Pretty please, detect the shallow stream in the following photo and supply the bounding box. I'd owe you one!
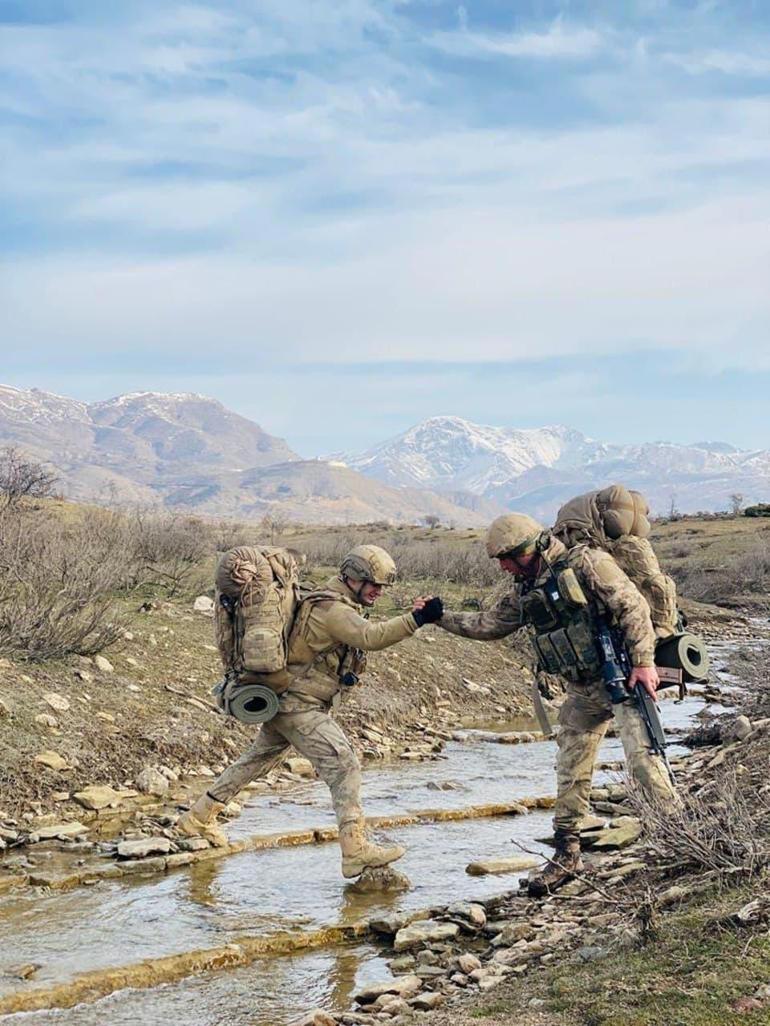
[0,688,734,1025]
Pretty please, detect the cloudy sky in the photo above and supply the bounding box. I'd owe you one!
[1,0,769,456]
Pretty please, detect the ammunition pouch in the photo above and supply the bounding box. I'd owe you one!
[520,565,604,682]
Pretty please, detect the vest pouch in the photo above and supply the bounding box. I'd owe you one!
[556,568,589,608]
[240,586,286,674]
[520,589,560,632]
[565,616,603,677]
[548,628,582,681]
[532,634,563,676]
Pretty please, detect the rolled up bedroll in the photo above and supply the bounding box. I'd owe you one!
[655,632,710,683]
[225,683,281,724]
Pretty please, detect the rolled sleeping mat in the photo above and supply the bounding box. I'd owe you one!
[655,633,710,683]
[225,683,281,724]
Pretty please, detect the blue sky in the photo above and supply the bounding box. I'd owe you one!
[1,1,769,456]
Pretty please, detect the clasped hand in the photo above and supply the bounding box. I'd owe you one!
[412,594,443,626]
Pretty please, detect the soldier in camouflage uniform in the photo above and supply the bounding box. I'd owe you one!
[179,545,443,878]
[435,513,677,897]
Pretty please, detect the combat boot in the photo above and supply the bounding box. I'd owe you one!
[177,793,229,848]
[528,829,583,898]
[339,818,405,879]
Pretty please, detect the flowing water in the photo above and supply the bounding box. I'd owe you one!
[0,690,733,1025]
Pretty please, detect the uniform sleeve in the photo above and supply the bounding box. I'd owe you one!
[318,602,418,651]
[577,548,656,667]
[437,591,521,641]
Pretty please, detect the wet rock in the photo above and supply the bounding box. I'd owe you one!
[94,655,114,674]
[42,692,70,713]
[466,855,539,875]
[299,1011,337,1026]
[444,901,487,931]
[193,596,215,614]
[492,922,536,946]
[177,837,210,852]
[354,974,422,1004]
[117,836,172,859]
[7,963,41,980]
[34,714,58,728]
[28,821,88,842]
[410,992,444,1010]
[136,767,170,797]
[33,751,70,772]
[394,919,460,951]
[457,953,482,974]
[378,996,410,1016]
[346,866,411,894]
[427,780,461,791]
[389,955,416,972]
[73,785,124,811]
[585,818,642,850]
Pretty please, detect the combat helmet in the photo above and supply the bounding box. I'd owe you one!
[340,544,397,586]
[485,514,546,560]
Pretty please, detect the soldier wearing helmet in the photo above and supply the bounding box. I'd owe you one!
[180,543,443,879]
[433,511,677,897]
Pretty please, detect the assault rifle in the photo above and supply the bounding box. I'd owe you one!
[596,620,676,786]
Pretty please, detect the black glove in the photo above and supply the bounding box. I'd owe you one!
[413,596,443,627]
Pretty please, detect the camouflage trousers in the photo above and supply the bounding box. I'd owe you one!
[553,678,676,833]
[207,707,363,828]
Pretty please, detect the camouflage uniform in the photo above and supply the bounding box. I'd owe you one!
[208,575,418,828]
[439,535,676,833]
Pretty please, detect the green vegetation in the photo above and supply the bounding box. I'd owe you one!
[469,886,770,1026]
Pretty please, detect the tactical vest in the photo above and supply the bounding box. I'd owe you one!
[519,563,603,683]
[285,585,368,703]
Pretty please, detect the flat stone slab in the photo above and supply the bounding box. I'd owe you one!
[28,821,88,842]
[355,974,422,1004]
[466,855,540,876]
[394,919,460,951]
[117,837,173,860]
[73,786,125,811]
[587,821,642,850]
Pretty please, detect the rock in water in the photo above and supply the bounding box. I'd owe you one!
[346,865,411,894]
[394,920,460,951]
[466,855,539,875]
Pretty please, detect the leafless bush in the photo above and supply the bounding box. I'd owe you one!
[129,510,211,596]
[0,447,57,509]
[0,505,127,660]
[301,530,498,586]
[674,540,770,605]
[628,768,770,880]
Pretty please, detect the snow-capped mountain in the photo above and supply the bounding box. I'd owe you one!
[346,416,770,518]
[0,386,498,524]
[0,385,300,506]
[346,417,607,492]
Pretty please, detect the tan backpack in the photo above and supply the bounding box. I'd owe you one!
[553,485,678,638]
[214,546,302,691]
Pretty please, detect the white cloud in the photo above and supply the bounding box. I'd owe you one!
[430,19,605,60]
[665,48,770,77]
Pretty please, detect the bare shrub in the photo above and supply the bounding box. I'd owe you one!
[129,510,211,597]
[628,768,770,880]
[0,505,127,660]
[675,540,770,604]
[0,447,57,509]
